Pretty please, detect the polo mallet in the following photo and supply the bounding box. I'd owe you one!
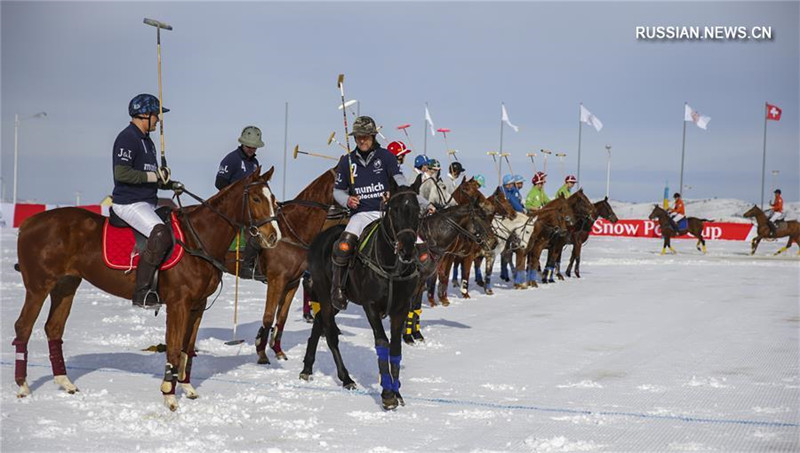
[376,125,387,141]
[526,152,538,172]
[225,233,245,346]
[327,131,350,152]
[501,152,515,177]
[487,151,501,187]
[143,18,172,168]
[448,149,460,162]
[540,149,552,173]
[396,124,418,153]
[293,145,338,161]
[337,74,354,187]
[437,128,452,163]
[555,152,567,179]
[338,99,358,120]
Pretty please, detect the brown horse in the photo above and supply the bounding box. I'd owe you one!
[12,168,281,411]
[743,205,800,255]
[648,205,710,254]
[545,189,597,281]
[565,196,618,278]
[231,169,336,364]
[522,197,572,288]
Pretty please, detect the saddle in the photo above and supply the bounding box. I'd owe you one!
[676,218,688,231]
[102,206,185,271]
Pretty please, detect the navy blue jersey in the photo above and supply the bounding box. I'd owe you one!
[334,147,401,214]
[216,146,260,190]
[112,123,159,205]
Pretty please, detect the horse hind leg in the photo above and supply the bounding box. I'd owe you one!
[44,276,83,395]
[271,286,300,361]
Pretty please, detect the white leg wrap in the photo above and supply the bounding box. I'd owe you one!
[54,375,79,394]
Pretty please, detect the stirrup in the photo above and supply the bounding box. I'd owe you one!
[133,289,161,309]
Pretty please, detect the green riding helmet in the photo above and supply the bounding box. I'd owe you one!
[349,116,379,136]
[427,159,441,170]
[238,125,265,148]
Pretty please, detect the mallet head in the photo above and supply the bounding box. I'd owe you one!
[143,18,173,30]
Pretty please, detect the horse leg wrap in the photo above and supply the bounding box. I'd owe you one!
[405,311,414,335]
[485,275,492,290]
[12,339,28,385]
[255,325,268,354]
[514,271,526,285]
[178,350,196,383]
[413,309,422,334]
[160,363,177,395]
[528,268,539,283]
[475,267,483,284]
[270,323,285,352]
[389,355,402,393]
[375,343,392,392]
[460,279,468,295]
[48,339,67,376]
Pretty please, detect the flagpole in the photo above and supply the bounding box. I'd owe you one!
[679,102,687,197]
[577,103,583,184]
[760,102,768,209]
[499,103,505,182]
[282,101,288,199]
[423,102,428,158]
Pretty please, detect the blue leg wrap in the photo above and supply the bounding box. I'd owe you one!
[528,268,540,282]
[452,266,459,281]
[485,276,492,290]
[514,271,526,285]
[475,267,483,281]
[376,345,392,391]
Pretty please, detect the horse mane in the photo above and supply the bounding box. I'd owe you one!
[292,168,336,204]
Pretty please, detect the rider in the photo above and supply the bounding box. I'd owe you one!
[112,94,179,308]
[443,161,466,195]
[555,175,577,199]
[413,155,429,180]
[215,125,266,280]
[514,175,525,202]
[474,174,486,190]
[387,141,411,166]
[766,189,784,237]
[330,116,432,310]
[669,192,685,231]
[420,159,454,209]
[502,174,526,213]
[525,171,551,212]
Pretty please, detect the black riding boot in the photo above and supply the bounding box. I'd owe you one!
[330,232,358,311]
[768,221,777,238]
[241,236,265,281]
[133,224,172,308]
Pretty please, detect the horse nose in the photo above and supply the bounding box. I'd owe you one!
[265,233,278,248]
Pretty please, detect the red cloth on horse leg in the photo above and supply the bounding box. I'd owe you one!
[48,339,67,376]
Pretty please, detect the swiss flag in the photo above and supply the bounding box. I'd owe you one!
[766,103,782,121]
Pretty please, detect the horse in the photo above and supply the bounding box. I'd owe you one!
[743,205,800,255]
[648,205,710,254]
[565,196,619,277]
[12,168,282,411]
[543,189,597,281]
[522,197,573,288]
[300,176,423,410]
[222,169,336,364]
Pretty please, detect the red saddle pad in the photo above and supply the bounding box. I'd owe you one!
[102,212,185,271]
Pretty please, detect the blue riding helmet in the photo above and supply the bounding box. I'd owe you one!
[514,174,524,183]
[474,174,486,188]
[414,155,429,169]
[502,174,515,186]
[128,93,169,117]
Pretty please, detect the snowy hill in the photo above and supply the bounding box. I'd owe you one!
[600,198,800,223]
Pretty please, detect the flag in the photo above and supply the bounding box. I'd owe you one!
[766,103,782,121]
[501,104,519,132]
[424,105,436,136]
[684,104,711,130]
[579,104,603,132]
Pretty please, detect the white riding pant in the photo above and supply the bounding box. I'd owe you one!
[112,202,164,237]
[767,210,784,222]
[345,211,382,237]
[670,213,684,223]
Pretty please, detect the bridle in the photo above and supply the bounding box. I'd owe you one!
[380,189,421,264]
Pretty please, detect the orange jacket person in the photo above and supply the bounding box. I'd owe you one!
[668,192,685,230]
[766,189,785,236]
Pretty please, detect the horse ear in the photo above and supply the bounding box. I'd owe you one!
[604,196,608,201]
[410,173,423,194]
[262,166,275,182]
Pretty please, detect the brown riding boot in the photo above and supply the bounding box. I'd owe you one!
[132,224,172,308]
[240,235,266,281]
[330,232,358,311]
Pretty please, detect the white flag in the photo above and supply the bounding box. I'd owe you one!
[684,104,711,130]
[424,106,436,136]
[580,104,603,132]
[501,104,519,132]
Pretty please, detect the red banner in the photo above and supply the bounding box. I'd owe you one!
[4,203,104,228]
[590,219,753,241]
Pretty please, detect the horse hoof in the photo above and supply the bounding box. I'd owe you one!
[556,274,564,281]
[395,391,405,406]
[17,382,31,398]
[54,375,79,394]
[180,383,199,399]
[343,382,357,390]
[274,350,288,361]
[528,281,538,288]
[164,395,179,412]
[257,353,271,365]
[451,281,459,288]
[461,292,470,299]
[441,299,450,307]
[382,395,399,410]
[476,280,485,288]
[485,288,494,295]
[299,372,312,381]
[403,334,415,345]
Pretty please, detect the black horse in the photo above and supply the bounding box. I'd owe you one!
[301,176,423,410]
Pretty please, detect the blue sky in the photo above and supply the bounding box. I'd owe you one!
[2,1,797,205]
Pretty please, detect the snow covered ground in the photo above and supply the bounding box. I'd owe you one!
[1,201,798,452]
